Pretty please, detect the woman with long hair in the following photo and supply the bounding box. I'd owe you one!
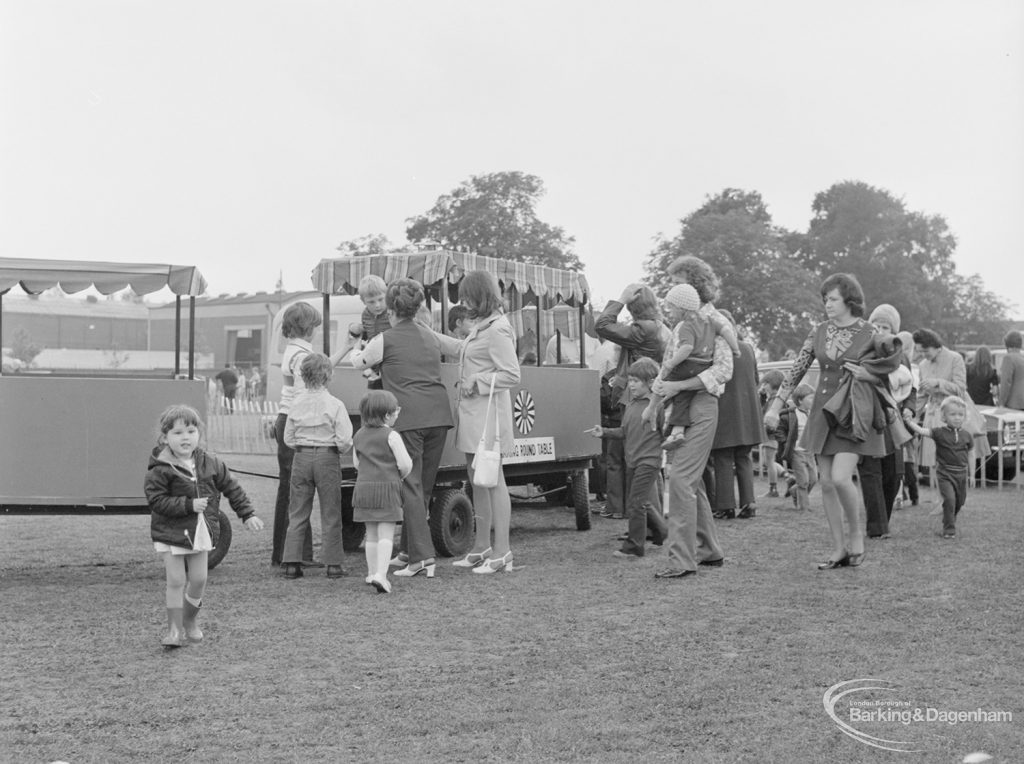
[433,271,521,574]
[966,345,999,407]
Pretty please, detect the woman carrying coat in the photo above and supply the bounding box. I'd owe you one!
[434,271,521,574]
[765,274,887,570]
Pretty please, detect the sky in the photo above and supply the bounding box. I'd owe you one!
[2,0,1022,313]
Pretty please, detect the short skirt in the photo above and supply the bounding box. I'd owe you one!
[153,514,213,555]
[352,481,403,523]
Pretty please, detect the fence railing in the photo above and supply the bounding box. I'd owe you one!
[206,397,278,454]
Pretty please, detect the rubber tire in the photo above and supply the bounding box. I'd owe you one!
[429,488,475,558]
[981,454,1017,482]
[207,510,232,570]
[570,471,591,531]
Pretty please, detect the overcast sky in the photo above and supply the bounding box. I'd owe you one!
[2,0,1022,313]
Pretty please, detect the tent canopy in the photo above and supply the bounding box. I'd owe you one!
[0,258,207,297]
[311,250,590,306]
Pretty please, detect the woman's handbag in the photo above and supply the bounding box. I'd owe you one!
[472,374,502,488]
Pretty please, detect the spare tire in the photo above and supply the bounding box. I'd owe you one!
[429,488,475,557]
[207,510,232,570]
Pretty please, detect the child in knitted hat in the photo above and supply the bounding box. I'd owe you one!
[645,284,739,450]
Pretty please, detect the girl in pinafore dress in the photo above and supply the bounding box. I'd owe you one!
[145,405,264,647]
[765,274,887,571]
[352,391,413,593]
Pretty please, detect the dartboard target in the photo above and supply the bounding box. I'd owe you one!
[513,389,536,434]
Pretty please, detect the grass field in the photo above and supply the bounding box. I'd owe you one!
[2,460,1022,763]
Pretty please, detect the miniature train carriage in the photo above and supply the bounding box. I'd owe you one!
[309,250,602,556]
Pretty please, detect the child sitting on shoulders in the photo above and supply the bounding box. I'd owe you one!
[903,395,972,539]
[589,357,669,557]
[645,283,739,450]
[352,390,413,594]
[145,404,264,647]
[282,353,354,579]
[774,384,817,511]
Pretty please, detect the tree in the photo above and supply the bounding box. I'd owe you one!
[939,274,1015,346]
[405,172,583,270]
[335,234,412,257]
[11,328,42,366]
[803,180,1013,340]
[644,189,821,358]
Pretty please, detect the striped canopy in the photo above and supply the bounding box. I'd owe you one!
[310,250,590,305]
[0,258,207,297]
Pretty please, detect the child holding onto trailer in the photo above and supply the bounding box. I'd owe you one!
[145,404,264,648]
[352,390,413,593]
[346,274,390,388]
[644,283,739,450]
[282,353,353,579]
[588,357,669,558]
[903,395,973,539]
[774,384,817,511]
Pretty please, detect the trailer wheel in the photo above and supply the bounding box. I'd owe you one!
[429,488,475,558]
[207,510,232,570]
[570,471,591,531]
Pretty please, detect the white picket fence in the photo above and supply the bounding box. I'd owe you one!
[206,397,279,454]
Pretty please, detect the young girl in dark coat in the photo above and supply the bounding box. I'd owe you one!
[145,404,264,647]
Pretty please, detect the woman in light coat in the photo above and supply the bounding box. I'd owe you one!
[434,271,521,574]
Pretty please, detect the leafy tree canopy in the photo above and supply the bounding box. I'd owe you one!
[335,234,412,257]
[644,188,820,357]
[405,171,583,270]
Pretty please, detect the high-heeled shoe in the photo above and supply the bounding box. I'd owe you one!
[393,558,436,578]
[452,547,492,568]
[370,574,392,593]
[847,550,866,567]
[817,553,850,570]
[388,552,409,567]
[473,550,513,574]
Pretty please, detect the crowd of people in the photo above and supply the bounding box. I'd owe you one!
[144,256,1024,644]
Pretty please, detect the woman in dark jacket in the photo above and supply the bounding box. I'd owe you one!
[708,311,765,519]
[966,346,999,406]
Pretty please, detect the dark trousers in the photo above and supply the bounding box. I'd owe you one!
[620,463,668,556]
[605,436,626,515]
[273,413,312,564]
[859,453,901,536]
[938,467,967,533]
[398,426,448,564]
[711,445,756,511]
[902,461,919,504]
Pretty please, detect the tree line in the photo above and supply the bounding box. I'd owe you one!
[338,172,1015,356]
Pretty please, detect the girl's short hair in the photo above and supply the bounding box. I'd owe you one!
[459,271,503,319]
[819,274,860,315]
[912,328,944,350]
[939,395,967,415]
[761,369,785,391]
[668,256,720,304]
[793,383,815,404]
[386,278,425,320]
[281,302,322,339]
[359,389,399,427]
[820,273,865,317]
[358,274,387,300]
[300,353,333,388]
[157,404,204,440]
[627,285,661,322]
[627,356,660,383]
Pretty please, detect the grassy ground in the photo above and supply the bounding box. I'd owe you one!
[2,460,1022,763]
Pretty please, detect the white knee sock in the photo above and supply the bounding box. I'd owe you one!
[364,540,378,578]
[376,537,393,578]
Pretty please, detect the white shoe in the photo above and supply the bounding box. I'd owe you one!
[473,550,513,574]
[452,547,491,568]
[370,574,392,593]
[364,574,374,585]
[388,552,409,567]
[393,559,436,578]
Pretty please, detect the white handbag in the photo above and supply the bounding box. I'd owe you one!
[471,373,502,488]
